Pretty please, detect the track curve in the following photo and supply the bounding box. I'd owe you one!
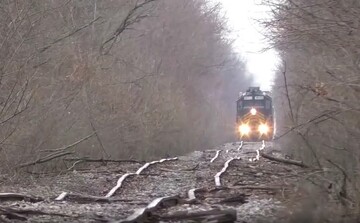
[0,141,309,223]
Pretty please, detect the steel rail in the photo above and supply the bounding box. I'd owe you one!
[214,157,241,187]
[119,196,180,223]
[249,140,265,162]
[237,141,243,151]
[210,150,221,163]
[105,157,178,198]
[55,157,178,200]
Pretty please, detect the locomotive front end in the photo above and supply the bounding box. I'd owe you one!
[236,87,274,141]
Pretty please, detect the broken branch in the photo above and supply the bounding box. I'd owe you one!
[63,157,143,164]
[260,152,309,168]
[40,132,96,153]
[18,151,73,168]
[0,193,43,203]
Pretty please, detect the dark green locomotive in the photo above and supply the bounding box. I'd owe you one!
[236,87,274,141]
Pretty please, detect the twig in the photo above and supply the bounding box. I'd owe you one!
[40,17,102,53]
[185,163,200,171]
[90,121,109,158]
[66,160,84,171]
[282,61,295,122]
[274,109,343,140]
[18,152,73,168]
[298,132,322,168]
[101,0,156,54]
[326,159,349,201]
[39,132,96,152]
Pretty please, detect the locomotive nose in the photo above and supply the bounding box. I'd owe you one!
[236,87,274,141]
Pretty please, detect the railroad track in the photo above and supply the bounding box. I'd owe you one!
[0,141,309,222]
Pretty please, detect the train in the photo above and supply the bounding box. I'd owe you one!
[236,87,274,141]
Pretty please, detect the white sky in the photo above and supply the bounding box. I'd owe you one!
[217,0,279,91]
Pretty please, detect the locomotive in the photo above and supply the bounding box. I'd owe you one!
[236,87,274,141]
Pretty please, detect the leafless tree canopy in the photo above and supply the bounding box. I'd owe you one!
[264,0,360,214]
[0,0,250,171]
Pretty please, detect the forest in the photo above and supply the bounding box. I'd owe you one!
[1,0,360,221]
[267,0,360,219]
[0,0,251,172]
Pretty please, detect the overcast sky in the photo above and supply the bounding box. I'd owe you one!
[217,0,279,91]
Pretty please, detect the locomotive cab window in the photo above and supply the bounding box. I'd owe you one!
[243,100,264,108]
[237,101,243,111]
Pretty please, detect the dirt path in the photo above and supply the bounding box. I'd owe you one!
[0,141,309,222]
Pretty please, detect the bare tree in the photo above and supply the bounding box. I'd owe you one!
[264,0,360,215]
[0,0,250,172]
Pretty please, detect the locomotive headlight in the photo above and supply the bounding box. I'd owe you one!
[239,124,250,135]
[258,124,269,134]
[250,108,257,115]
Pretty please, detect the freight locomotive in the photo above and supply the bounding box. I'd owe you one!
[236,87,274,141]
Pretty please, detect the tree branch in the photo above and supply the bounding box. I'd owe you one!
[260,151,309,168]
[100,0,156,54]
[40,17,102,53]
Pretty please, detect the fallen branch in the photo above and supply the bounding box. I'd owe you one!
[243,151,257,154]
[54,192,139,203]
[119,196,180,223]
[231,185,284,190]
[184,163,200,171]
[218,194,248,204]
[63,157,144,164]
[66,160,85,171]
[19,133,97,168]
[260,152,309,168]
[0,206,71,221]
[18,151,73,168]
[159,209,237,222]
[158,163,200,172]
[40,132,96,153]
[0,193,43,203]
[0,208,26,221]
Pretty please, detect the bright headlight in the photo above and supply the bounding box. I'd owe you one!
[250,108,257,115]
[258,124,269,134]
[239,124,250,135]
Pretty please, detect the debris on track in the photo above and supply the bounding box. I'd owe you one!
[0,141,310,222]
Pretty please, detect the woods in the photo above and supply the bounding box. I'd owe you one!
[2,1,360,221]
[266,0,360,218]
[0,0,250,171]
